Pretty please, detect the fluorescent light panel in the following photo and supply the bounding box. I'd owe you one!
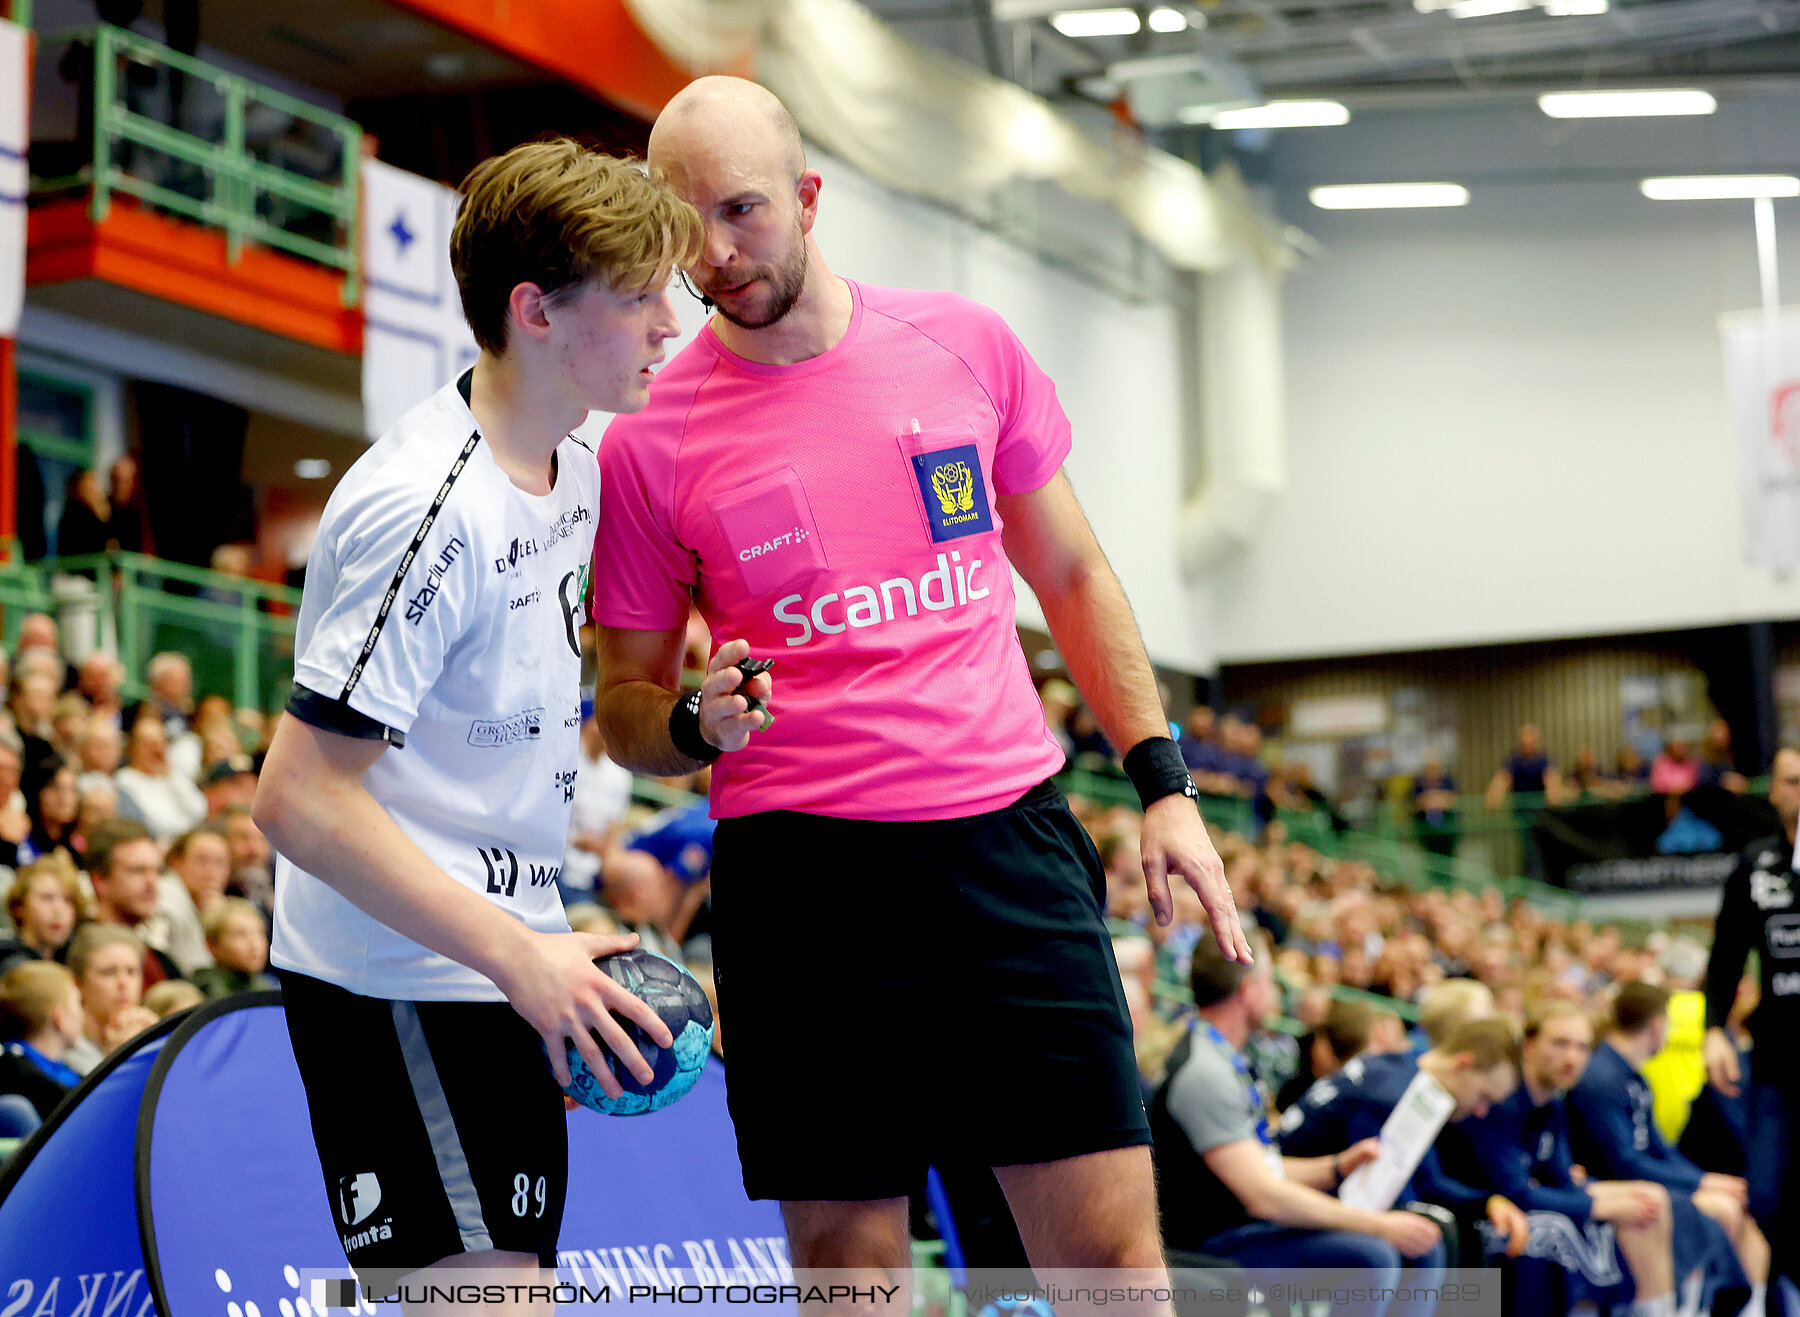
[1641,175,1800,200]
[1210,100,1351,129]
[1050,8,1141,36]
[1148,6,1189,32]
[1310,183,1471,209]
[294,459,332,480]
[1447,0,1533,18]
[1539,88,1715,117]
[1542,0,1610,14]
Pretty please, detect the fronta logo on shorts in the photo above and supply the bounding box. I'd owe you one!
[404,536,465,625]
[467,707,544,748]
[911,444,992,542]
[337,1172,381,1226]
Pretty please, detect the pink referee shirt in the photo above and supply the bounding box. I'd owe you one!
[596,279,1071,821]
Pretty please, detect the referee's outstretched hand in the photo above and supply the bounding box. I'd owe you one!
[698,639,774,752]
[1141,796,1254,963]
[498,929,675,1097]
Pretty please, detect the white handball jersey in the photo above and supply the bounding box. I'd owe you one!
[271,373,597,1001]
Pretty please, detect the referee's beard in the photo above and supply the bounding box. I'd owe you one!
[711,223,808,330]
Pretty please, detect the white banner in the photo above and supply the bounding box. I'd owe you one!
[1723,309,1800,569]
[360,158,478,440]
[0,19,29,338]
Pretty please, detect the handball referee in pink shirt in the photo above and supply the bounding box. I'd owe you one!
[595,77,1250,1296]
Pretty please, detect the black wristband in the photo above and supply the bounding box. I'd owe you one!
[1123,736,1198,810]
[668,689,722,764]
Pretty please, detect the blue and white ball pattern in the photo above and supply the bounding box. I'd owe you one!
[557,949,714,1116]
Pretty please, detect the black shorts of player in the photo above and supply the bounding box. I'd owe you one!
[278,970,568,1274]
[709,778,1149,1202]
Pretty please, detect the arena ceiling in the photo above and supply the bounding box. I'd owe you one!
[862,0,1800,127]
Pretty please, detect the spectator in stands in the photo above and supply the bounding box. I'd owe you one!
[83,817,180,989]
[1568,982,1768,1309]
[9,671,58,775]
[1486,724,1564,809]
[190,899,275,999]
[1442,1002,1679,1317]
[1180,705,1222,775]
[1650,737,1702,798]
[599,848,689,964]
[1608,745,1651,794]
[74,713,123,796]
[113,713,206,841]
[1568,745,1608,799]
[61,922,158,1076]
[107,455,145,554]
[0,858,82,975]
[1279,1017,1532,1260]
[0,728,31,869]
[14,614,58,657]
[155,825,231,976]
[142,979,204,1018]
[1273,761,1348,834]
[1152,934,1446,1317]
[1038,679,1078,764]
[0,962,85,1130]
[21,754,80,866]
[55,469,112,561]
[1277,997,1385,1112]
[140,652,194,739]
[564,711,635,901]
[75,652,126,730]
[1699,720,1749,795]
[76,779,117,847]
[1411,977,1495,1055]
[50,694,89,761]
[200,758,257,818]
[219,802,273,917]
[1410,758,1459,861]
[1066,701,1115,765]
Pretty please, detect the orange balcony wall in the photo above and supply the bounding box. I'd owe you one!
[26,198,364,357]
[386,0,746,120]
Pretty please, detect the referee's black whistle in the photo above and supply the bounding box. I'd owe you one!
[734,657,773,721]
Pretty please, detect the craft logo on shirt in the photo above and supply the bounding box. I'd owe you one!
[1768,915,1800,957]
[405,536,465,624]
[911,444,992,543]
[737,527,810,563]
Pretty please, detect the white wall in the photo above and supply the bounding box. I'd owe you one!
[1208,96,1800,663]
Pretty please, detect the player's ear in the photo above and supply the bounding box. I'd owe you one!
[796,170,822,234]
[507,281,555,343]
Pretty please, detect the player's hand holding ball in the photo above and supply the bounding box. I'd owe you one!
[698,638,774,751]
[499,929,672,1098]
[555,949,715,1116]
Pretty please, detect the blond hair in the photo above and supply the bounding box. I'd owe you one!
[0,961,78,1039]
[451,139,702,354]
[5,855,83,926]
[202,897,265,947]
[143,980,204,1018]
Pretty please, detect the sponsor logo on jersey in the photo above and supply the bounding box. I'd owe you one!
[1752,867,1794,910]
[494,537,541,575]
[342,1219,394,1252]
[1775,971,1800,997]
[554,768,576,804]
[1769,914,1800,957]
[468,708,544,748]
[547,505,593,546]
[404,536,465,624]
[509,589,541,611]
[738,527,810,562]
[480,846,519,897]
[910,443,993,543]
[558,565,589,658]
[772,551,989,647]
[338,1172,381,1226]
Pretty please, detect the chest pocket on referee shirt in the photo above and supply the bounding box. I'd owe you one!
[709,465,829,598]
[898,425,996,546]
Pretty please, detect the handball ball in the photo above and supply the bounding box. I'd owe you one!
[557,949,714,1116]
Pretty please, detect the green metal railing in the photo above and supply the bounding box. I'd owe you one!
[0,563,52,651]
[41,552,300,712]
[38,24,362,301]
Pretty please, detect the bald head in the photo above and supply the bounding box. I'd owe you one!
[650,77,805,192]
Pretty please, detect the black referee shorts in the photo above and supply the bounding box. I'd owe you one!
[709,778,1150,1202]
[279,970,568,1273]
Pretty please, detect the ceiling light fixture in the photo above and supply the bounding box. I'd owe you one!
[294,459,332,480]
[1541,0,1610,14]
[1049,8,1141,37]
[1446,0,1533,17]
[1147,6,1189,31]
[1640,175,1800,200]
[1310,183,1471,209]
[1210,100,1351,129]
[1539,88,1715,117]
